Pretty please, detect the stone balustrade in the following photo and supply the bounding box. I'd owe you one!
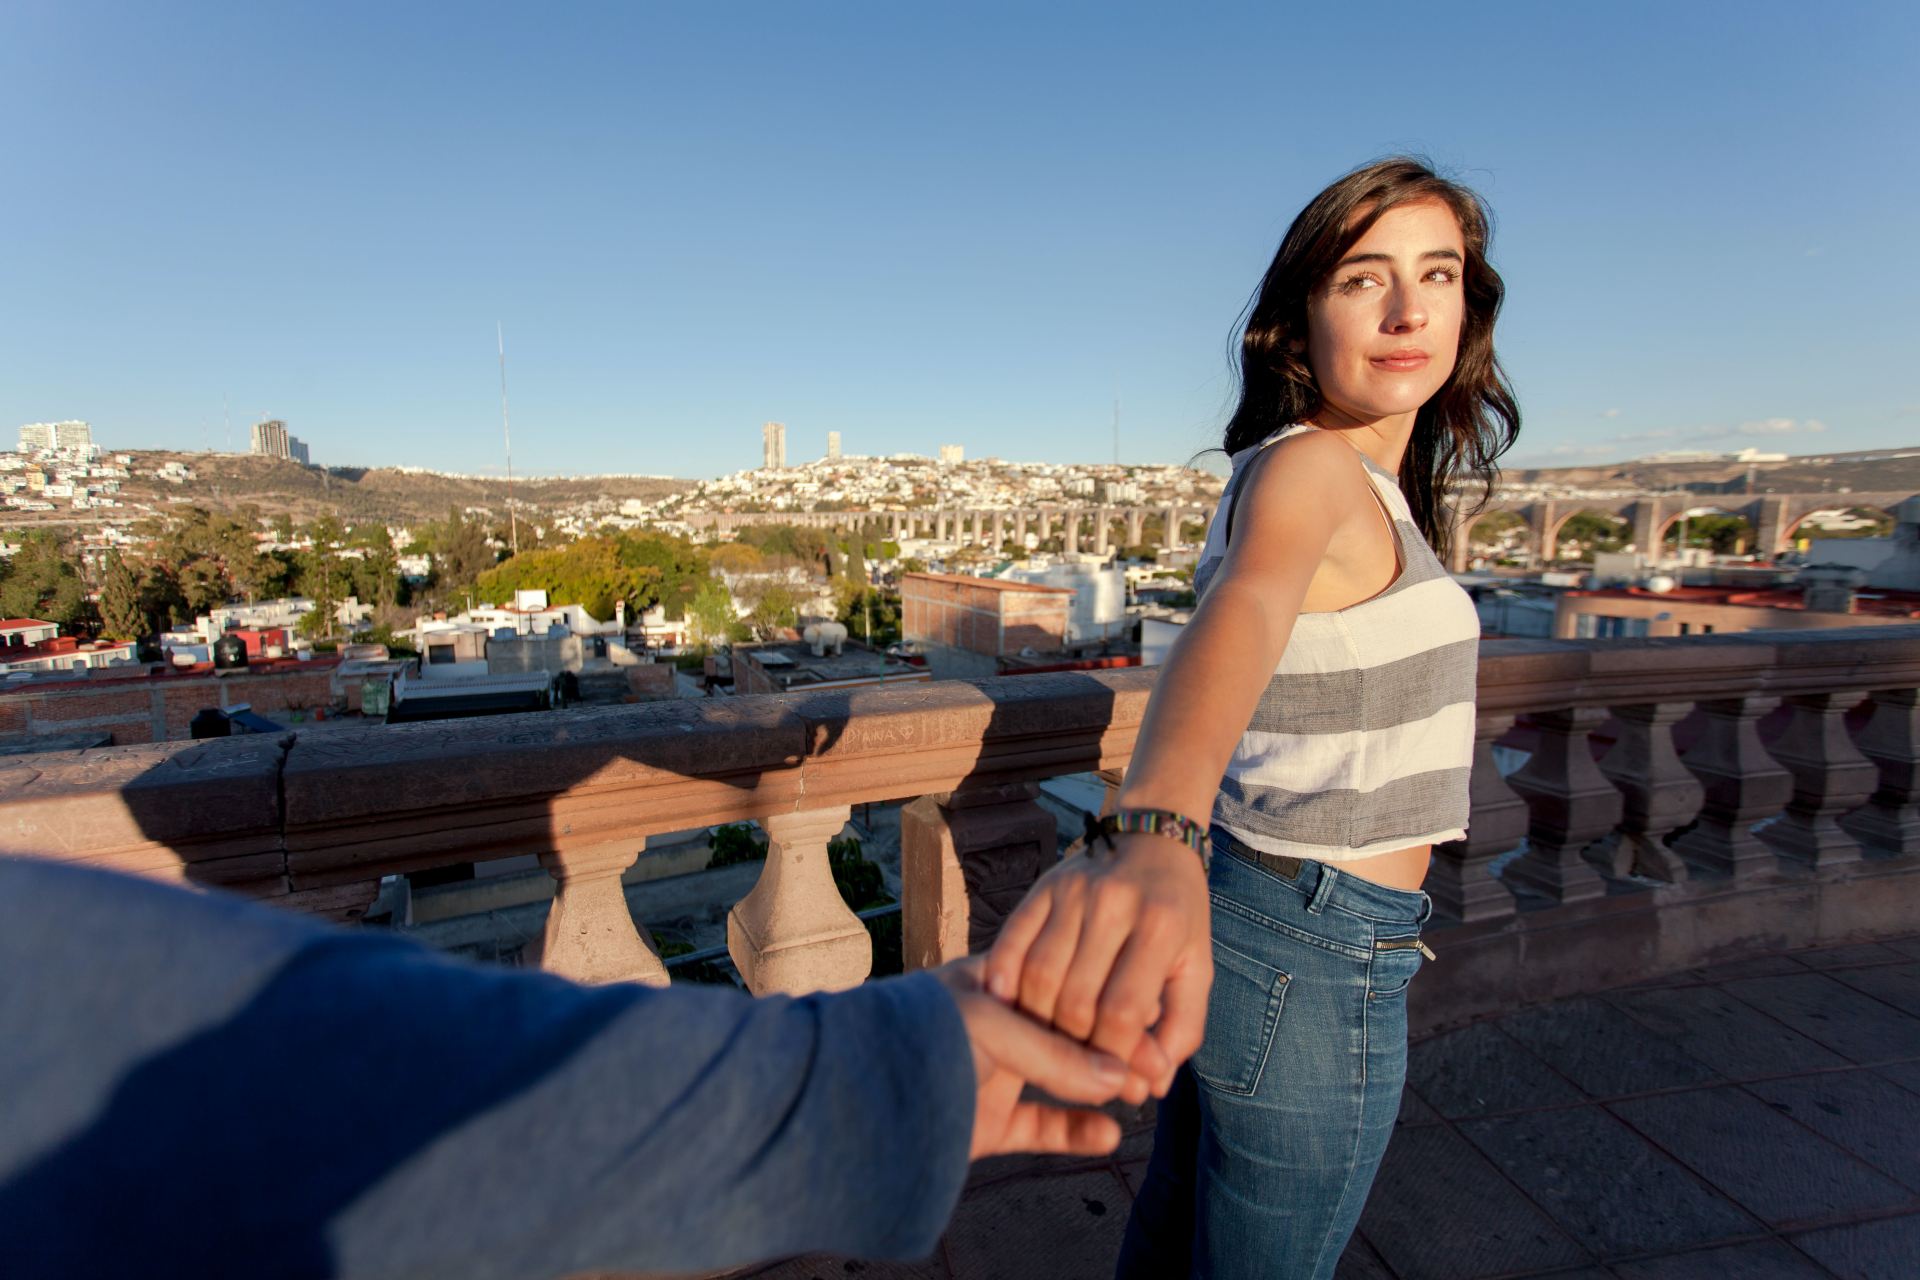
[3,627,1919,1017]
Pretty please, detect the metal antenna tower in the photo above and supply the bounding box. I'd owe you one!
[498,322,519,556]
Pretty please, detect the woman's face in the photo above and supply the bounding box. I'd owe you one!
[1303,199,1466,429]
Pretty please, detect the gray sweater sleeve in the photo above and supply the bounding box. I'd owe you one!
[0,858,976,1280]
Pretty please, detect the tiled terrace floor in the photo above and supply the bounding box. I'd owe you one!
[745,934,1920,1280]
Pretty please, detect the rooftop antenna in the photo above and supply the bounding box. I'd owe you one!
[498,321,519,557]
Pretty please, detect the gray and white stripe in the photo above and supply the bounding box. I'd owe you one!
[1196,424,1481,863]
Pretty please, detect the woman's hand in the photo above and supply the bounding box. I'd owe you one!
[983,834,1213,1096]
[932,958,1143,1160]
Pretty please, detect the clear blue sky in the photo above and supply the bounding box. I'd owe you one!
[3,1,1913,479]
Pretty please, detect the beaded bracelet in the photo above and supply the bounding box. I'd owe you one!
[1082,808,1212,871]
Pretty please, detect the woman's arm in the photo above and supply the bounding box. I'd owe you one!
[984,429,1377,1086]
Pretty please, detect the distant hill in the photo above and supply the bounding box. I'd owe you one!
[1498,447,1920,497]
[6,451,693,531]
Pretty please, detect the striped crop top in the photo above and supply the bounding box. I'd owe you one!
[1192,424,1480,863]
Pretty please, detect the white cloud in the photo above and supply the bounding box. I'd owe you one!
[1602,408,1621,419]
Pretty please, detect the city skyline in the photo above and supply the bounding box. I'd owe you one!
[2,3,1913,477]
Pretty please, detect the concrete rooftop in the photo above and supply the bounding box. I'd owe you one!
[742,932,1920,1280]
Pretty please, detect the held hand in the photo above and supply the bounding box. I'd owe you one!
[983,834,1213,1096]
[933,959,1142,1160]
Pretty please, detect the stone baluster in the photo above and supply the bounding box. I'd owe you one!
[728,805,871,995]
[1596,702,1703,882]
[1842,687,1920,858]
[526,840,669,986]
[1427,712,1526,921]
[1673,695,1794,880]
[901,784,1057,967]
[1760,690,1874,867]
[1505,706,1618,903]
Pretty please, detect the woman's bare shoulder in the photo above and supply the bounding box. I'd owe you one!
[1236,428,1372,532]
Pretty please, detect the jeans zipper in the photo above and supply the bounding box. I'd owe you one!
[1376,937,1438,961]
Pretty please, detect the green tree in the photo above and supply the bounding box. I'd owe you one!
[744,582,799,639]
[0,533,95,633]
[687,578,739,647]
[835,583,900,647]
[97,553,146,641]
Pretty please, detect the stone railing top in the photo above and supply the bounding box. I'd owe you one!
[4,626,1919,902]
[1475,624,1920,715]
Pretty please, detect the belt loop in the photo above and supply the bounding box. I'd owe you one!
[1306,865,1338,915]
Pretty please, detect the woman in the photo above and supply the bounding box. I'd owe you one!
[984,156,1517,1278]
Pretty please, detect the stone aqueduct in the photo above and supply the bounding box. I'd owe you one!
[684,504,1212,560]
[684,489,1920,572]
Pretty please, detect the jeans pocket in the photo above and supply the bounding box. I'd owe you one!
[1369,934,1428,1000]
[1191,935,1291,1097]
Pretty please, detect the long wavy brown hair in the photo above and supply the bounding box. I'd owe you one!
[1223,157,1519,556]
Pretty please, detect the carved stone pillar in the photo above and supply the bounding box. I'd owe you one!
[1673,695,1793,880]
[1162,504,1179,552]
[1427,712,1525,921]
[1505,706,1617,902]
[1597,702,1703,882]
[526,840,668,986]
[1126,509,1144,548]
[1761,691,1873,867]
[1093,508,1111,557]
[991,511,1006,548]
[1015,511,1029,546]
[901,784,1056,967]
[1063,510,1080,555]
[1843,687,1920,858]
[728,805,870,995]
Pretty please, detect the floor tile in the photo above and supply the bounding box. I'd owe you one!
[1332,1233,1396,1279]
[1500,997,1722,1098]
[1746,1069,1920,1190]
[1460,1106,1757,1257]
[1722,972,1920,1063]
[1358,1125,1589,1280]
[1611,1086,1911,1225]
[1397,1084,1442,1127]
[1828,962,1920,1020]
[1790,1213,1920,1280]
[743,1252,947,1279]
[1605,984,1850,1079]
[944,1169,1130,1280]
[1795,943,1907,970]
[1691,954,1809,982]
[1873,1060,1920,1098]
[1608,1239,1827,1278]
[1406,1021,1584,1118]
[1881,936,1920,963]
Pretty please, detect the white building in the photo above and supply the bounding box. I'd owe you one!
[762,421,788,470]
[251,419,292,459]
[17,421,93,456]
[938,444,965,466]
[1003,560,1129,642]
[826,430,842,461]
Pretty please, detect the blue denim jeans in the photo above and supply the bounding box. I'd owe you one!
[1116,827,1432,1280]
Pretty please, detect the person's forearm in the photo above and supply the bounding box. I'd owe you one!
[1116,578,1296,829]
[0,860,976,1280]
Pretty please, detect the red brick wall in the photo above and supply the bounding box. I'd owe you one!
[0,663,345,745]
[900,576,1069,658]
